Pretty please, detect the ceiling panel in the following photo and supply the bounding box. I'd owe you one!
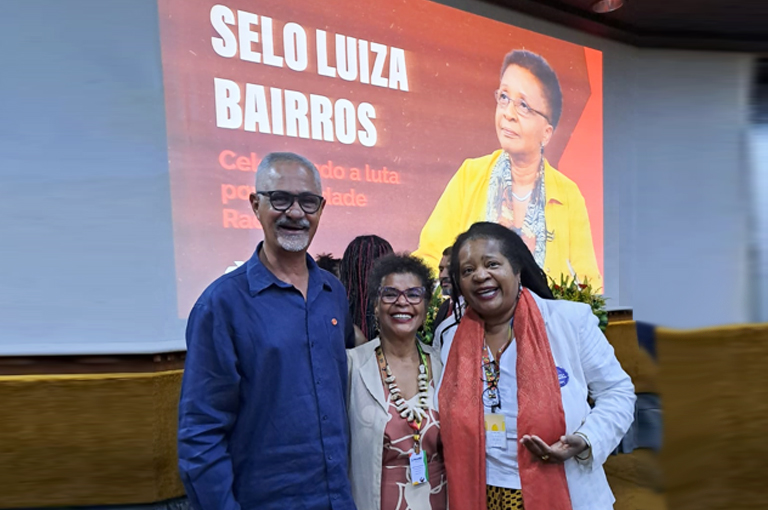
[487,0,768,51]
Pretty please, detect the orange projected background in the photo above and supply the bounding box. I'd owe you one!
[158,0,603,317]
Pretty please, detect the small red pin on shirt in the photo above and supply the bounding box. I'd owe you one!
[331,318,338,326]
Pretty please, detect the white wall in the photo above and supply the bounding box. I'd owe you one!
[748,126,768,322]
[630,51,752,327]
[0,0,182,354]
[0,0,754,355]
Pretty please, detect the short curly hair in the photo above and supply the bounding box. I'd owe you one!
[367,253,435,304]
[500,49,563,129]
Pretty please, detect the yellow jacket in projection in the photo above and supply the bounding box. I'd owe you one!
[413,150,603,291]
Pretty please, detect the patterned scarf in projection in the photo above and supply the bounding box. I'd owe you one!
[485,152,551,266]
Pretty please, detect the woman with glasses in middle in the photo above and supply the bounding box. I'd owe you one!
[347,254,447,510]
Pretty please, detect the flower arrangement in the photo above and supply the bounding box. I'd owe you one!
[421,275,608,344]
[548,275,608,332]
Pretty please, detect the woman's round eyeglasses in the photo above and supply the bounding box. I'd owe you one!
[494,90,551,124]
[378,286,427,305]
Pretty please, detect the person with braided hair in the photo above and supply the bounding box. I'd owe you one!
[339,235,394,346]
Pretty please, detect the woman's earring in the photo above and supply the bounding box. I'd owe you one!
[540,143,545,156]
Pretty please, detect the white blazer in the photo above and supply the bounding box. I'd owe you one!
[436,293,636,510]
[347,338,443,510]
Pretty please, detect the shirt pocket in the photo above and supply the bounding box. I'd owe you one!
[320,314,348,365]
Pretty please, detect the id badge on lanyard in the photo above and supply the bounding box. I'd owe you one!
[485,413,507,449]
[409,448,429,485]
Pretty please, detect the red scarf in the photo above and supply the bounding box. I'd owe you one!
[440,288,572,510]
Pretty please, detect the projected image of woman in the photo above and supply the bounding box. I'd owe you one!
[413,50,603,291]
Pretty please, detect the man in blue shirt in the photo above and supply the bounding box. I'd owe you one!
[178,152,356,510]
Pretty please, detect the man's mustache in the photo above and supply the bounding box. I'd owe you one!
[276,218,310,229]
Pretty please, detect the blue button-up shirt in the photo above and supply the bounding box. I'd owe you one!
[178,244,356,510]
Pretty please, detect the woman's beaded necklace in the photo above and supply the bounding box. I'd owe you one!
[375,341,430,450]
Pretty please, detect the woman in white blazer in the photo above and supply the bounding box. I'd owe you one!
[437,222,635,510]
[347,254,447,510]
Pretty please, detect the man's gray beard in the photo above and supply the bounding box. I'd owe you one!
[277,233,310,252]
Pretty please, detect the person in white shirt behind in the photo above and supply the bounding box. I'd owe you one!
[432,294,464,355]
[437,222,635,510]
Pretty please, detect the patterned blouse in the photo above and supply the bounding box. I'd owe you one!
[381,382,447,510]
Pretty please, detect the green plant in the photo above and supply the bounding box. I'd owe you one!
[548,275,608,332]
[422,290,447,345]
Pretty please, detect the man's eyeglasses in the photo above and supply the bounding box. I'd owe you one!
[494,90,551,124]
[257,191,325,214]
[378,286,427,305]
